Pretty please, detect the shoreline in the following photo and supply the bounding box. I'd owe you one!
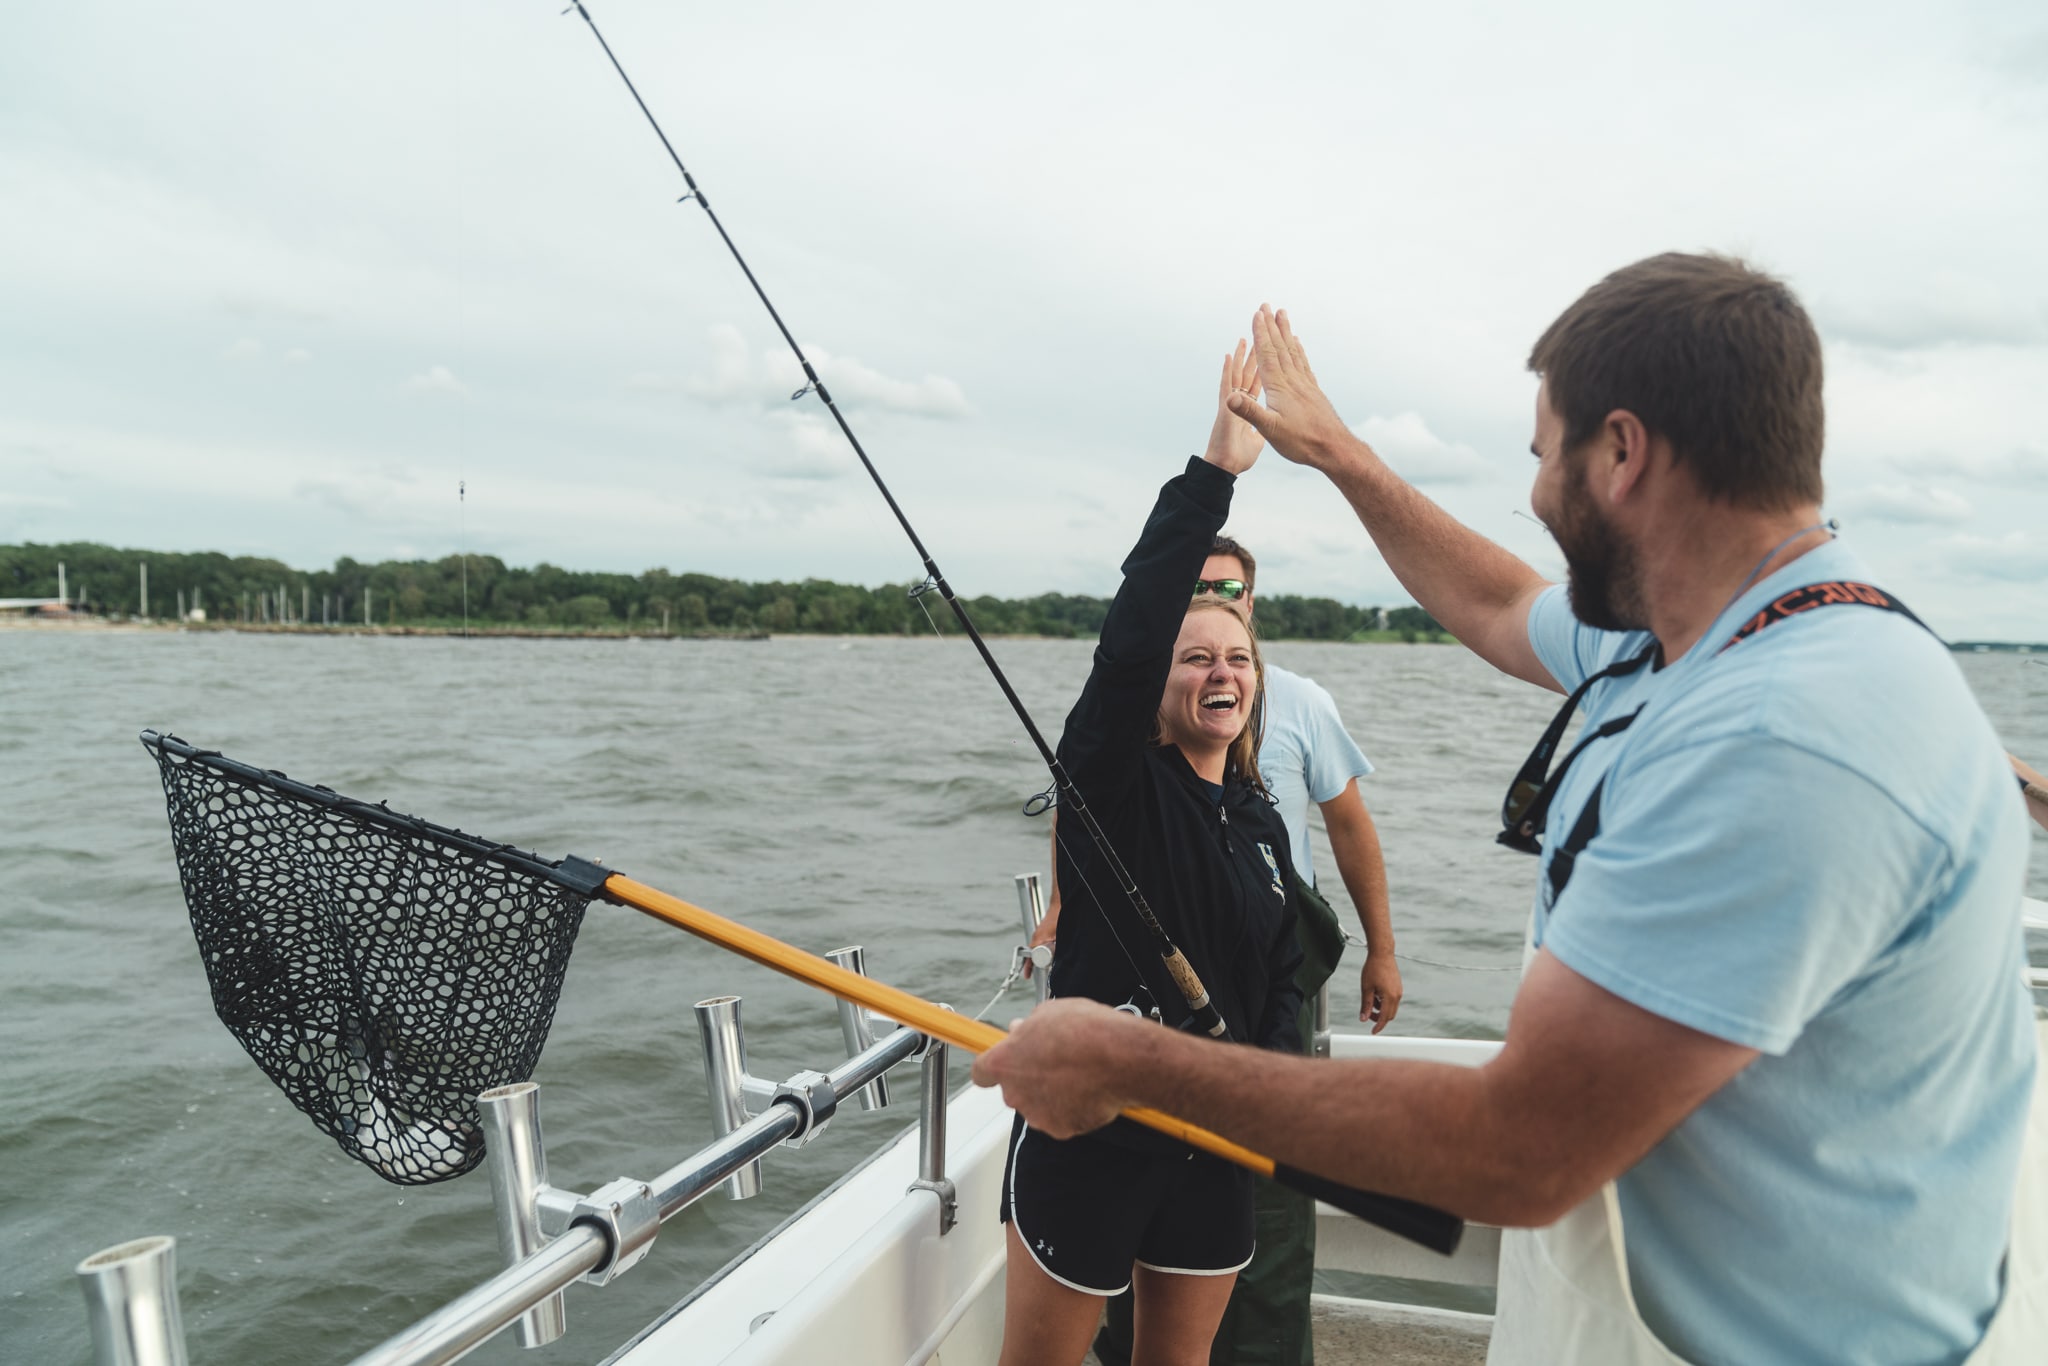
[0,618,1463,644]
[0,617,770,641]
[0,618,1474,643]
[4,617,2039,651]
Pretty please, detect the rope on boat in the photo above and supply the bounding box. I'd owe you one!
[971,950,1034,1023]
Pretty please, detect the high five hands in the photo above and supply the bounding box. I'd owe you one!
[1224,305,1356,470]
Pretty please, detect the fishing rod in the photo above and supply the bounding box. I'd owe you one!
[564,1,1227,1040]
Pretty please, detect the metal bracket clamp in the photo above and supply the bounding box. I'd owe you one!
[569,1178,661,1286]
[909,1177,959,1235]
[771,1069,838,1146]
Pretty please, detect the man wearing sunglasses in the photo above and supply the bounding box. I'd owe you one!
[1189,539,1403,1038]
[980,255,2041,1365]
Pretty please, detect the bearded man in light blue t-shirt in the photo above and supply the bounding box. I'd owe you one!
[979,255,2042,1365]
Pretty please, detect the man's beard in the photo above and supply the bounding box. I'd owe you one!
[1555,475,1648,632]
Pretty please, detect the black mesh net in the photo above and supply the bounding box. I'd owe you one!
[142,732,606,1185]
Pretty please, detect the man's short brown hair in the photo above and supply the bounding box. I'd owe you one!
[1210,534,1256,594]
[1528,253,1825,509]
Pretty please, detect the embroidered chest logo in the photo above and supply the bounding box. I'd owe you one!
[1257,842,1286,901]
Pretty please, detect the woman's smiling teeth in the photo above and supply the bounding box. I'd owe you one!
[1200,692,1239,712]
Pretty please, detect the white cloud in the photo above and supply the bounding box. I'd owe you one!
[752,414,851,481]
[1888,447,2048,487]
[5,2,2047,638]
[680,325,971,419]
[1350,412,1494,485]
[224,336,315,369]
[1816,275,2048,351]
[400,365,468,399]
[1928,532,2048,584]
[1833,483,1973,527]
[679,324,755,402]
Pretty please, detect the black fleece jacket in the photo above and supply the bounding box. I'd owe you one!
[1051,458,1304,1077]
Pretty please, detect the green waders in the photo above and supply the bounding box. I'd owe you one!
[1093,875,1348,1366]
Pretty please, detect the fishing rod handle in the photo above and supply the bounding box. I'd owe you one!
[1271,1165,1466,1255]
[1159,948,1228,1038]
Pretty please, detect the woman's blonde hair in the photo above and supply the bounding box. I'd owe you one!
[1159,597,1268,794]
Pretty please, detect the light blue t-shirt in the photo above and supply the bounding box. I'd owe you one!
[1259,665,1373,882]
[1524,541,2035,1366]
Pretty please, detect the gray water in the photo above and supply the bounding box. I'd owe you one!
[2,630,2042,1364]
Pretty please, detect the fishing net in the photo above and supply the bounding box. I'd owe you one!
[141,731,610,1185]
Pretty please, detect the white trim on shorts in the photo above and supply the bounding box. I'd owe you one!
[1007,1122,1132,1297]
[1134,1243,1256,1277]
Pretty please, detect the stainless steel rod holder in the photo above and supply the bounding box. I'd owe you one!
[93,1022,934,1366]
[1014,872,1045,937]
[911,1034,958,1234]
[1015,873,1051,1003]
[1313,981,1333,1058]
[479,1083,567,1347]
[826,945,891,1111]
[651,1098,805,1220]
[694,995,763,1199]
[77,1236,188,1366]
[653,1025,920,1218]
[344,1225,607,1366]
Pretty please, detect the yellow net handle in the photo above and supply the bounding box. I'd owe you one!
[604,874,1463,1254]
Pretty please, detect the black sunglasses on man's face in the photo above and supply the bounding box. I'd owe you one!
[1193,578,1248,600]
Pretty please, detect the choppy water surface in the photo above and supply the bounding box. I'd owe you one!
[2,630,2042,1363]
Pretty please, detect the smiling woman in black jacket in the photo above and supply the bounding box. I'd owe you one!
[997,344,1303,1366]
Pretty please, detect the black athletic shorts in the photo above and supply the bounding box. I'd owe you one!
[1000,1114,1255,1295]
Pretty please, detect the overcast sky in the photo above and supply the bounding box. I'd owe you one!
[5,1,2045,637]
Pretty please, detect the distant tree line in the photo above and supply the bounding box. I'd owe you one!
[0,542,1446,640]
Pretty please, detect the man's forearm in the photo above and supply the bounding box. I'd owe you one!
[1105,1020,1545,1225]
[1324,791,1392,952]
[1310,432,1555,689]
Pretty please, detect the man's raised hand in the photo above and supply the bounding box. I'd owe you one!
[1225,305,1357,469]
[1201,338,1265,475]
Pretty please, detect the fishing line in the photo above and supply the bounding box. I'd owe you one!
[565,1,1228,1039]
[1050,814,1160,1020]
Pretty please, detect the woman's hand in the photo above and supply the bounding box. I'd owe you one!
[1201,338,1264,476]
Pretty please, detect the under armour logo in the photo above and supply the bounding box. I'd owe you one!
[1036,1238,1054,1256]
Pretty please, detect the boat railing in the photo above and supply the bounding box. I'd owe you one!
[77,887,2048,1364]
[76,946,952,1366]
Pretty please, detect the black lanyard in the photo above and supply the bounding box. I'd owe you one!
[1497,581,1930,904]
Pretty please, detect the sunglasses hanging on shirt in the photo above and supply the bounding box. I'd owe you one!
[1497,642,1659,854]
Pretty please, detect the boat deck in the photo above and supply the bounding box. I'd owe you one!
[1310,1296,1493,1365]
[1078,1296,1492,1366]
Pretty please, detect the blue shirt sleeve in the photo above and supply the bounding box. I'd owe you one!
[1300,681,1372,804]
[1540,733,1948,1054]
[1526,582,1648,691]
